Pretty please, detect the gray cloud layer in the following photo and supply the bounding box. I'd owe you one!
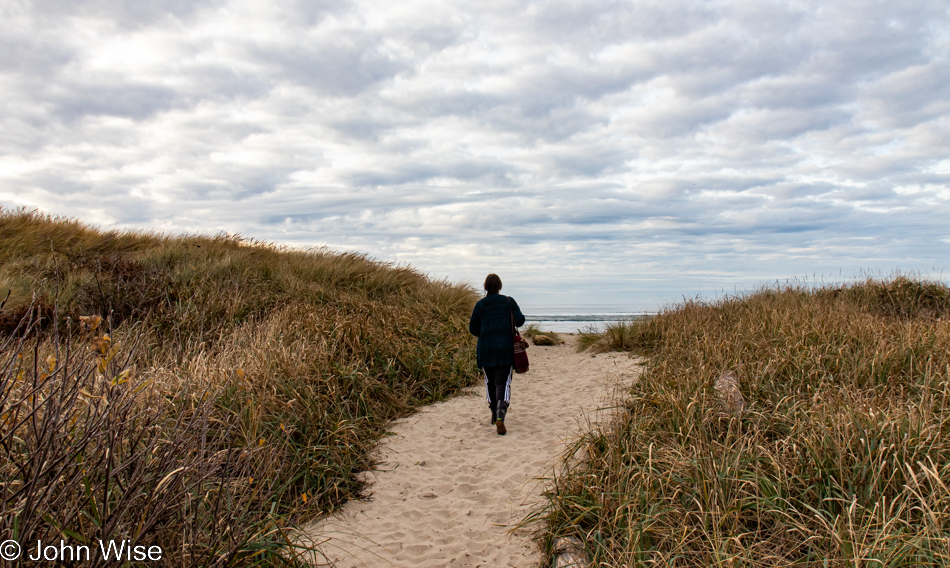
[2,0,948,308]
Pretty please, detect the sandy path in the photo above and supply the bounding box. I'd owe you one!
[299,334,641,567]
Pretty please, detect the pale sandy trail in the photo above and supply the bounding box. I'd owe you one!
[299,334,641,567]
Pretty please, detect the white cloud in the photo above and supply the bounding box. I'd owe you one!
[1,0,949,309]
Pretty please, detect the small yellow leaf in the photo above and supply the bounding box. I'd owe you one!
[80,315,102,333]
[92,335,112,356]
[235,368,245,380]
[258,438,266,446]
[46,354,56,371]
[301,492,308,503]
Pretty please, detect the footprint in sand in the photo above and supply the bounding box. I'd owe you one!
[298,334,641,568]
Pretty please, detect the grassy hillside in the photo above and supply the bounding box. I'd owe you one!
[544,277,950,566]
[0,209,479,566]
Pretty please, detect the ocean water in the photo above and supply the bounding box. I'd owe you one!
[521,305,653,334]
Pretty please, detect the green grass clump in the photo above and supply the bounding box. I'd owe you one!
[0,208,479,566]
[543,277,950,566]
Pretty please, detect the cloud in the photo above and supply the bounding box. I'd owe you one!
[1,0,949,309]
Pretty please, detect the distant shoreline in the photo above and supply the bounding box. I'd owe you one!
[523,312,652,333]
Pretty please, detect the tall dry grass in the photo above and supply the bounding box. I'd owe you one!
[575,319,652,354]
[0,208,479,566]
[543,277,950,567]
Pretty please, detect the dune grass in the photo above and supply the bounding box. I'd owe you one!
[0,209,479,566]
[575,319,653,354]
[543,277,950,566]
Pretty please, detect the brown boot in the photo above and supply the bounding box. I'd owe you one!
[495,420,506,435]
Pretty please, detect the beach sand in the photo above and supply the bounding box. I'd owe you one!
[299,334,641,567]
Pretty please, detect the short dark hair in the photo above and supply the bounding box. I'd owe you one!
[484,273,502,294]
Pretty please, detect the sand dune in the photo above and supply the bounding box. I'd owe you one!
[299,334,641,567]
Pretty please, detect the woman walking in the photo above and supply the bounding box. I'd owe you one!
[469,273,525,435]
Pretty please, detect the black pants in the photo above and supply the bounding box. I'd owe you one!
[483,366,513,421]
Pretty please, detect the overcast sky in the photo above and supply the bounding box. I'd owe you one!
[2,0,948,310]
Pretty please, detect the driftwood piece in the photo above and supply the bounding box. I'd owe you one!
[714,370,745,413]
[553,536,590,568]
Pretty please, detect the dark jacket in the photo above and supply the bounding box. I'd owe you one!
[469,294,526,368]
